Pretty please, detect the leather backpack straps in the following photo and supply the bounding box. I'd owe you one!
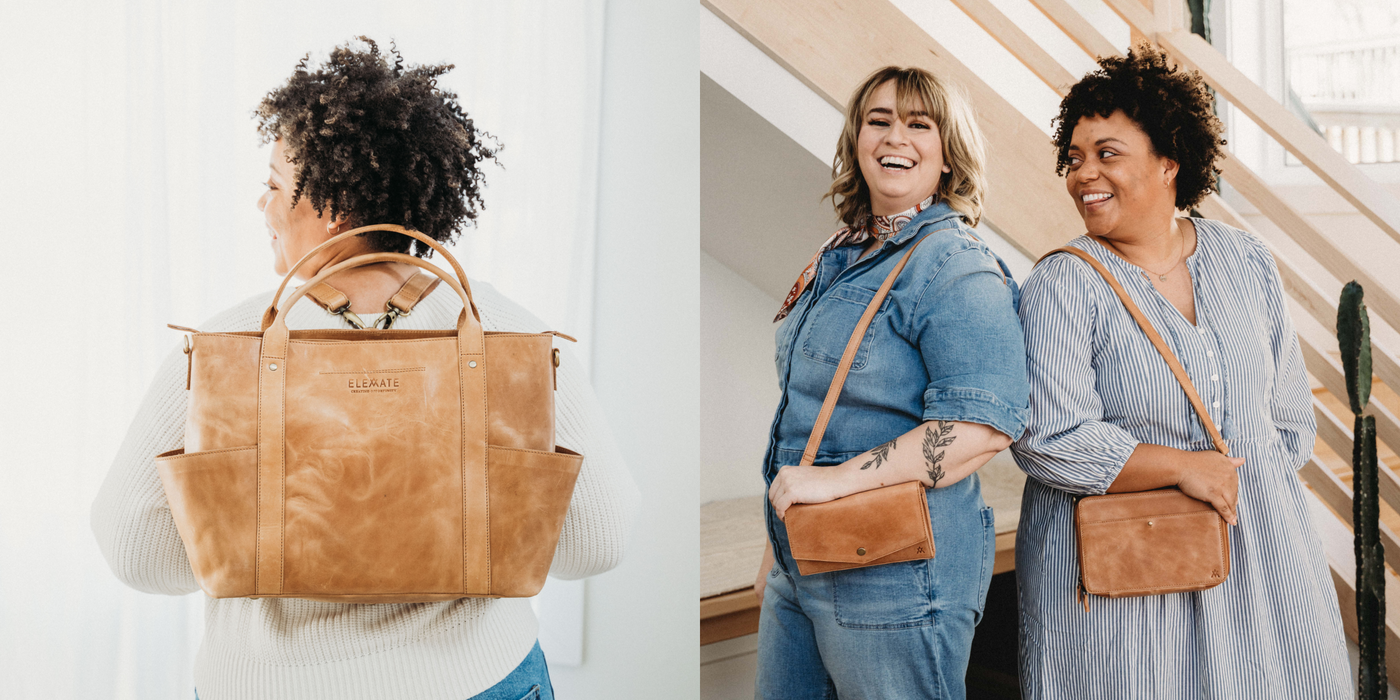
[386,272,441,316]
[800,233,934,466]
[1043,245,1229,456]
[303,283,351,314]
[299,272,441,329]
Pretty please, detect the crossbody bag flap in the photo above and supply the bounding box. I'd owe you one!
[785,481,933,564]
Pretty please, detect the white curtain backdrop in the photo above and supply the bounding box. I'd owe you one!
[0,1,604,697]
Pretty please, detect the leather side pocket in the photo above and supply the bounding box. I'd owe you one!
[156,446,259,598]
[488,446,584,597]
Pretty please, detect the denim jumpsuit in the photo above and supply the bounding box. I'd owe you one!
[756,202,1029,700]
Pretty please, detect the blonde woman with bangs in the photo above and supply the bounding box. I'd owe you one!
[754,66,1029,699]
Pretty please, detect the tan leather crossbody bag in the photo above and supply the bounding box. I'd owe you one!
[156,224,582,603]
[783,235,938,575]
[1044,246,1231,609]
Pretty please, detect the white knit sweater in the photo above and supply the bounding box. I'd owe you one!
[91,279,639,699]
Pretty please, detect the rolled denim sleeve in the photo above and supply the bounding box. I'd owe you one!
[1011,254,1140,495]
[910,244,1029,440]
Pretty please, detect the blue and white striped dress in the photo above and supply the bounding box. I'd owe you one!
[1011,219,1352,699]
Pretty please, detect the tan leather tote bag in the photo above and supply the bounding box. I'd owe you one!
[783,234,938,575]
[1043,246,1231,610]
[156,224,582,603]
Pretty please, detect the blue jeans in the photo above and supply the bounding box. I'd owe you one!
[194,640,552,700]
[470,641,554,700]
[755,478,996,700]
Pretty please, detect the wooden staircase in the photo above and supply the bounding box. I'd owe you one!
[704,0,1400,679]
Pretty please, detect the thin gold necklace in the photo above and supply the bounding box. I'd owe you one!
[1110,226,1185,282]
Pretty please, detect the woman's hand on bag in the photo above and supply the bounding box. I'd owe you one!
[1176,451,1246,525]
[768,465,851,521]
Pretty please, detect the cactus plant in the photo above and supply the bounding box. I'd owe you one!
[1340,280,1385,699]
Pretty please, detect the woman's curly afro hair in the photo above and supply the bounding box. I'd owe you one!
[1052,43,1225,211]
[255,36,499,257]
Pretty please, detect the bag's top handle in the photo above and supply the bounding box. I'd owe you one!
[800,233,935,466]
[261,224,473,331]
[1040,244,1229,456]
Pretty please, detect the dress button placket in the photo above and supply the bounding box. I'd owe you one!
[1200,323,1221,436]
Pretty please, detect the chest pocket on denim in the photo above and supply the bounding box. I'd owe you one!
[800,283,884,370]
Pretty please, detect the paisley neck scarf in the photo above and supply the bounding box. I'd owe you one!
[774,196,935,322]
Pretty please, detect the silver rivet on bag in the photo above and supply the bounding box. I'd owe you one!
[268,363,278,371]
[468,361,478,368]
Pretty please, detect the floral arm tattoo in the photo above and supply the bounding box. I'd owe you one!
[923,421,957,488]
[860,437,897,470]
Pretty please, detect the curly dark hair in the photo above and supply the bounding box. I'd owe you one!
[255,37,499,257]
[1052,43,1225,210]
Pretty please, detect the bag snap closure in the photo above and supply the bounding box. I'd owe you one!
[468,361,478,368]
[1147,521,1154,527]
[268,363,278,372]
[856,547,866,556]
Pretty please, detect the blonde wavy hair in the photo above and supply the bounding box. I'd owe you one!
[826,66,987,228]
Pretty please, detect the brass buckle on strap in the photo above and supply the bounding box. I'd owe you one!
[376,307,402,330]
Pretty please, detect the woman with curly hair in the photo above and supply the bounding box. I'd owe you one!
[91,37,636,700]
[753,66,1028,699]
[1011,43,1350,697]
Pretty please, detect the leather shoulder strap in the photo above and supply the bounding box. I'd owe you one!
[298,272,440,330]
[800,233,935,466]
[386,272,441,315]
[299,273,440,315]
[1041,245,1229,455]
[302,282,350,313]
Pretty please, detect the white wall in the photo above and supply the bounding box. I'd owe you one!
[547,0,699,697]
[701,252,782,503]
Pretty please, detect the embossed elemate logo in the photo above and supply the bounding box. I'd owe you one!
[321,367,424,394]
[348,377,401,393]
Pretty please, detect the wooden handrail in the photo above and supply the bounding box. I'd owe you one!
[1105,0,1158,39]
[1025,0,1119,60]
[1313,400,1400,523]
[1213,145,1400,336]
[948,0,1076,93]
[1296,310,1400,459]
[1298,446,1400,574]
